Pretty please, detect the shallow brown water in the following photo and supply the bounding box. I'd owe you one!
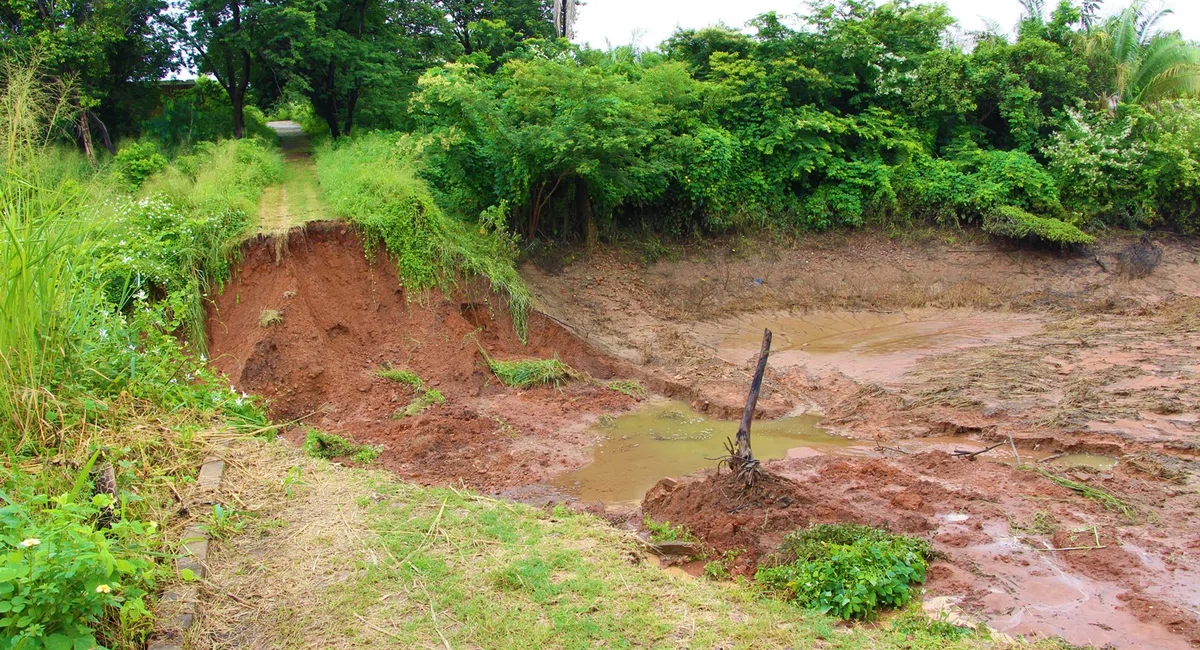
[552,401,864,503]
[700,310,1042,383]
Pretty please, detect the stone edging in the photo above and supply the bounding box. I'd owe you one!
[146,444,228,650]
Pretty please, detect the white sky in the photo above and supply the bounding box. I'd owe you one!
[573,0,1200,49]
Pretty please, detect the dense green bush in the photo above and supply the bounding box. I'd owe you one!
[113,142,167,188]
[756,523,931,620]
[982,205,1095,246]
[0,490,160,649]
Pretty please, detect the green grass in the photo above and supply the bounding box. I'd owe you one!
[204,440,1038,649]
[605,379,648,398]
[392,388,446,419]
[982,205,1095,246]
[643,515,697,543]
[315,133,531,337]
[1037,468,1140,521]
[303,428,381,464]
[476,343,579,389]
[376,365,423,390]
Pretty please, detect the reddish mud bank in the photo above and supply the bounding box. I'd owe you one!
[207,224,645,490]
[643,452,1200,649]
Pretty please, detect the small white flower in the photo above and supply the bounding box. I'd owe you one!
[18,538,40,548]
[95,584,112,594]
[134,290,147,301]
[98,328,108,339]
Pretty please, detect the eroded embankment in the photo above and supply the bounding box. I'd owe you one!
[207,226,1200,650]
[207,223,659,490]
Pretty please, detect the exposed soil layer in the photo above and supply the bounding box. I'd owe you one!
[209,227,1200,649]
[528,233,1200,649]
[643,454,1200,649]
[207,223,648,491]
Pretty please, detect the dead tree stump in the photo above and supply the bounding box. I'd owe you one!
[718,328,772,488]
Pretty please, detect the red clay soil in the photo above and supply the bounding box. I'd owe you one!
[207,223,647,491]
[643,452,1200,649]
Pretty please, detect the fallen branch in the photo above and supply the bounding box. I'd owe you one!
[951,442,1005,460]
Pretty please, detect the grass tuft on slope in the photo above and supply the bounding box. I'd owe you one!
[315,133,531,337]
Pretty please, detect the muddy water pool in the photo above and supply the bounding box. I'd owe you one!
[553,401,1119,505]
[698,310,1042,383]
[551,401,866,503]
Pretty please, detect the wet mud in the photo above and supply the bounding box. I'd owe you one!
[209,227,1200,649]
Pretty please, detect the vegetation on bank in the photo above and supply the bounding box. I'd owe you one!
[315,133,533,335]
[0,67,278,648]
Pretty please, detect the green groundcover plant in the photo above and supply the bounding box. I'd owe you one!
[756,523,932,620]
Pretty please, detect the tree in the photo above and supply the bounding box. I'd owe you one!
[0,0,174,158]
[262,0,451,138]
[1088,1,1200,107]
[166,0,301,137]
[435,0,553,56]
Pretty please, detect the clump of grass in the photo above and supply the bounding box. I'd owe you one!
[477,343,578,389]
[259,309,283,327]
[605,379,647,398]
[303,428,381,464]
[376,364,423,390]
[757,523,931,620]
[393,388,446,419]
[643,515,696,543]
[1037,468,1140,521]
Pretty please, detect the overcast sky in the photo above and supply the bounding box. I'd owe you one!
[573,0,1200,49]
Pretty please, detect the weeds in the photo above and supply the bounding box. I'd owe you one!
[757,523,932,620]
[302,429,381,464]
[258,309,283,327]
[1037,468,1140,521]
[643,515,696,543]
[315,134,531,337]
[605,379,647,398]
[477,343,579,389]
[376,364,423,390]
[393,388,446,419]
[202,503,245,541]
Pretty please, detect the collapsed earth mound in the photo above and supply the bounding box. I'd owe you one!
[207,223,642,490]
[643,452,1200,649]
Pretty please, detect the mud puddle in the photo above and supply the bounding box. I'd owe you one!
[698,310,1041,383]
[551,401,865,503]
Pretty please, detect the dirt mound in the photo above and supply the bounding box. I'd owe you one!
[207,223,643,491]
[643,452,1200,649]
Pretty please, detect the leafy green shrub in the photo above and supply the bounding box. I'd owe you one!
[0,490,160,649]
[756,523,931,620]
[303,429,381,464]
[982,205,1095,246]
[113,142,167,188]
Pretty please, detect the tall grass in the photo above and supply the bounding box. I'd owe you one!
[0,60,100,448]
[315,133,532,336]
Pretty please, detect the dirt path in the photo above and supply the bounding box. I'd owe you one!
[256,121,325,236]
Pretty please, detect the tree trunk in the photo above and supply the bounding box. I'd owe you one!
[79,110,96,167]
[735,329,772,463]
[231,89,246,139]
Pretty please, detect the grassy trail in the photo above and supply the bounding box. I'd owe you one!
[257,121,325,236]
[182,440,1038,650]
